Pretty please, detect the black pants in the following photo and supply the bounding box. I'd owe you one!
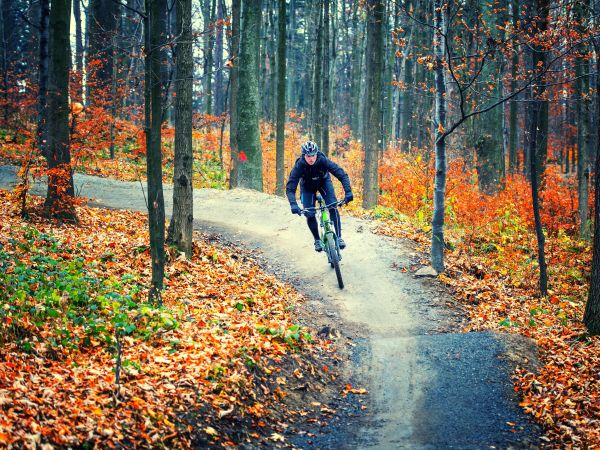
[300,178,341,241]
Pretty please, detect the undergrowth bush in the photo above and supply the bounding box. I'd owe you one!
[0,224,178,357]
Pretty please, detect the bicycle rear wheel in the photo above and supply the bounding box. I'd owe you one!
[327,237,344,289]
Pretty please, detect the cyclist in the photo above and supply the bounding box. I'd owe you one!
[286,141,353,252]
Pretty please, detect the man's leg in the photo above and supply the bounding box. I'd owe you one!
[301,190,322,251]
[319,180,341,237]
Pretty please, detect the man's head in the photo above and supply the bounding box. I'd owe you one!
[302,141,318,165]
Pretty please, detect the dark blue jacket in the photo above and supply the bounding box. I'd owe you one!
[286,152,352,206]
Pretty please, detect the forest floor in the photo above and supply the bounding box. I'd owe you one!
[0,165,544,448]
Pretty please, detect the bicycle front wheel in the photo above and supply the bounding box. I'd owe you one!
[327,237,344,289]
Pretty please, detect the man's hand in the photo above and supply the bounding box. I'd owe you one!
[291,204,302,215]
[344,191,354,204]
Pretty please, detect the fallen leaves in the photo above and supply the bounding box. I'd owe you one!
[371,194,600,448]
[0,190,336,448]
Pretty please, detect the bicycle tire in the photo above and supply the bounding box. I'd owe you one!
[327,237,344,289]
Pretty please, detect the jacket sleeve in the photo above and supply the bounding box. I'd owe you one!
[326,158,352,193]
[286,161,301,206]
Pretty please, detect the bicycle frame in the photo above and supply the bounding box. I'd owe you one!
[300,195,345,288]
[313,196,342,263]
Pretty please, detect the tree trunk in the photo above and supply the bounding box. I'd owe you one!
[322,0,330,156]
[228,0,241,188]
[214,0,225,116]
[312,0,323,147]
[145,0,167,304]
[167,0,194,258]
[44,0,76,221]
[275,0,286,196]
[399,0,415,148]
[508,0,519,173]
[37,0,49,157]
[0,0,9,125]
[362,0,383,209]
[286,0,295,108]
[207,0,216,116]
[350,0,363,139]
[234,0,263,191]
[575,2,590,240]
[88,0,119,106]
[267,1,277,122]
[73,0,83,100]
[584,38,600,334]
[525,0,548,295]
[431,0,447,273]
[526,77,548,296]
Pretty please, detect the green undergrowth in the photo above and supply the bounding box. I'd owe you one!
[0,226,178,358]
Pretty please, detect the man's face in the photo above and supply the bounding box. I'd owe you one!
[304,154,317,165]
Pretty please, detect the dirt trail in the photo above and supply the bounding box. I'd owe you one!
[0,166,541,449]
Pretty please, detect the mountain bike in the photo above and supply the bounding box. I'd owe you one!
[301,196,346,289]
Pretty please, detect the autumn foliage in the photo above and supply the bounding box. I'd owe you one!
[0,190,339,447]
[1,94,599,446]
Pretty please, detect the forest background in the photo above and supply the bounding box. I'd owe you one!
[0,0,599,447]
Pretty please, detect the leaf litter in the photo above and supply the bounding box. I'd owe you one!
[0,190,347,448]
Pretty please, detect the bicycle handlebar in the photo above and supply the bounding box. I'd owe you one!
[299,199,346,215]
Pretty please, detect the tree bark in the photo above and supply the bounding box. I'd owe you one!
[214,0,225,116]
[362,0,383,209]
[350,0,363,139]
[575,2,590,240]
[228,0,241,188]
[73,0,83,100]
[584,37,600,335]
[234,0,263,191]
[229,0,241,189]
[312,0,323,148]
[145,0,167,304]
[322,0,330,156]
[525,0,548,295]
[508,0,519,173]
[88,0,120,106]
[275,0,286,196]
[44,0,76,222]
[37,0,50,158]
[167,0,194,258]
[431,0,447,273]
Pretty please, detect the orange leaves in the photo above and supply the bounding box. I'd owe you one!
[362,147,598,446]
[0,189,333,448]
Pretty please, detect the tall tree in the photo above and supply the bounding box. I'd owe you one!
[311,0,323,148]
[214,0,225,116]
[584,33,600,334]
[508,0,520,173]
[202,0,216,115]
[398,0,414,148]
[574,1,590,240]
[36,0,49,158]
[322,0,330,156]
[228,0,241,187]
[350,0,364,138]
[524,0,549,295]
[167,0,193,258]
[43,0,75,221]
[430,0,447,272]
[275,0,286,196]
[88,0,120,105]
[73,0,83,96]
[362,0,383,208]
[472,0,506,194]
[144,0,167,303]
[234,0,263,190]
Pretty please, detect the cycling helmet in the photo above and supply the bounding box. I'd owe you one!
[301,141,319,156]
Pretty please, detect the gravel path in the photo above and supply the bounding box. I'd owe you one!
[0,166,541,449]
